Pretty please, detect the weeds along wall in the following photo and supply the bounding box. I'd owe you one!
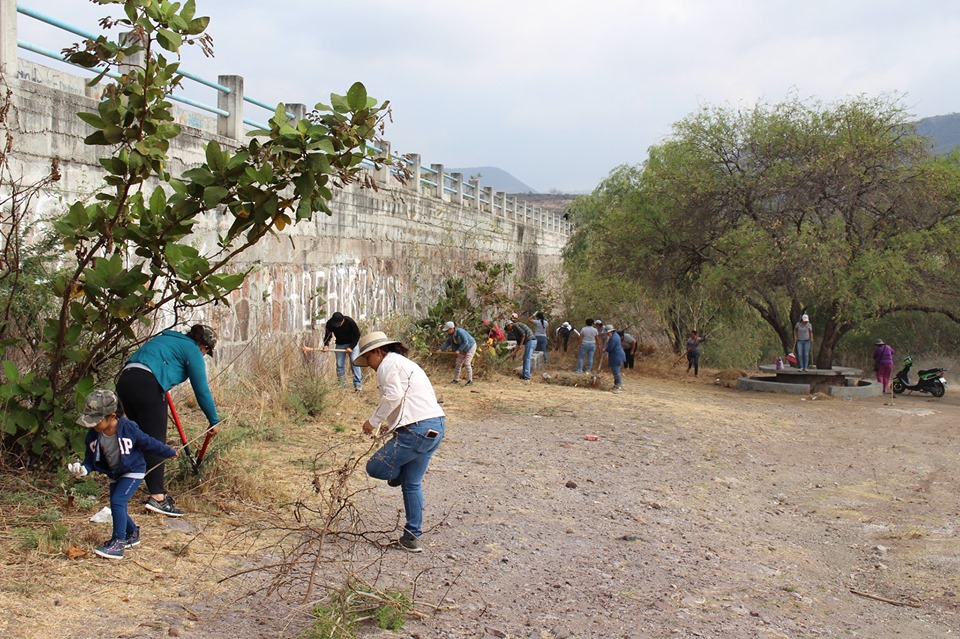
[8,61,569,365]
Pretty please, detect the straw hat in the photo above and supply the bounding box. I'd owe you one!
[875,338,885,345]
[353,331,401,367]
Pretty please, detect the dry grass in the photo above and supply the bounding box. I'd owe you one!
[0,336,737,637]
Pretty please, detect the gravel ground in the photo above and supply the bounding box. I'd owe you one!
[4,365,960,639]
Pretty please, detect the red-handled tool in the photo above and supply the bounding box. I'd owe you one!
[166,391,215,473]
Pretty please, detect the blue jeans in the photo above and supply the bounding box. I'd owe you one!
[522,339,537,379]
[611,363,622,387]
[534,335,548,364]
[335,342,363,388]
[576,342,596,373]
[687,350,701,375]
[797,339,811,370]
[109,476,142,541]
[366,417,445,538]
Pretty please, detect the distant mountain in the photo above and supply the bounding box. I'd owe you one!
[446,166,538,194]
[916,113,960,155]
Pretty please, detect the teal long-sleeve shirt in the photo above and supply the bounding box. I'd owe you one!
[126,330,220,426]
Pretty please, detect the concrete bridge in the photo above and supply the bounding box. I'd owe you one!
[1,1,571,362]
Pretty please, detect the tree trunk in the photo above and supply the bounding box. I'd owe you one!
[816,334,837,370]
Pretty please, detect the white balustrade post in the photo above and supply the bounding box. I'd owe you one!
[470,178,481,211]
[287,103,306,123]
[451,172,464,206]
[430,163,444,200]
[217,75,244,140]
[375,140,391,184]
[483,186,495,214]
[1,0,16,76]
[118,32,145,75]
[409,154,422,194]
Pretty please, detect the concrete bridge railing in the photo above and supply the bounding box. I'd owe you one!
[2,0,572,364]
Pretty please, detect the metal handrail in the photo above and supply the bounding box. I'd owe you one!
[15,4,286,125]
[14,3,570,233]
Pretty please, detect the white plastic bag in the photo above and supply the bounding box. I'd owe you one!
[89,506,112,523]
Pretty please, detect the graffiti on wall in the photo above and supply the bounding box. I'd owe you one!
[213,259,406,348]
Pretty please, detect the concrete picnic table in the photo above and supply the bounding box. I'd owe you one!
[739,365,878,397]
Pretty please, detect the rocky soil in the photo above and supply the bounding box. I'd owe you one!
[3,360,960,639]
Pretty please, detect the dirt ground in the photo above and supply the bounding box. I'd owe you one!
[3,352,960,639]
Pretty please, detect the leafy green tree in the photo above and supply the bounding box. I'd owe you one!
[563,166,679,347]
[472,260,514,320]
[418,261,516,340]
[1,0,395,462]
[568,95,960,368]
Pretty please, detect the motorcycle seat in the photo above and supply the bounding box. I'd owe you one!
[918,367,944,377]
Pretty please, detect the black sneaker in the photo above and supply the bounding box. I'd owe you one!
[387,475,403,487]
[124,527,141,548]
[465,381,474,386]
[94,537,125,560]
[397,534,422,553]
[145,496,184,517]
[450,379,459,384]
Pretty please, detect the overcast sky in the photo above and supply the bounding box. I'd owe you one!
[16,1,960,193]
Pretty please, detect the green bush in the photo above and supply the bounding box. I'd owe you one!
[286,375,332,419]
[301,583,413,639]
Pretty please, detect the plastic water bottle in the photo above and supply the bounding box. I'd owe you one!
[775,357,783,370]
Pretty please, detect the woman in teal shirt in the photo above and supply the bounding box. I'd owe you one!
[115,324,220,517]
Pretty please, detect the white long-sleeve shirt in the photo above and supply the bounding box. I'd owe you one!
[369,352,445,434]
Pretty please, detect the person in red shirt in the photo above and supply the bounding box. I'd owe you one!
[483,319,505,342]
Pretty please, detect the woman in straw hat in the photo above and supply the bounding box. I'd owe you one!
[354,331,446,552]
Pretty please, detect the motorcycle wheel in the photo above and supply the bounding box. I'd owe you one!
[931,381,946,398]
[892,379,905,394]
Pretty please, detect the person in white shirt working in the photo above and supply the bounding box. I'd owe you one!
[354,331,446,553]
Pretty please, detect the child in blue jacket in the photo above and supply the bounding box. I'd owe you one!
[68,389,177,559]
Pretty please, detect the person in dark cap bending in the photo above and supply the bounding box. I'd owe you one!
[321,312,362,391]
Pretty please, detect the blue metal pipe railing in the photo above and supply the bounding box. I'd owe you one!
[17,4,98,40]
[17,40,120,80]
[14,3,570,232]
[243,95,294,120]
[18,5,232,93]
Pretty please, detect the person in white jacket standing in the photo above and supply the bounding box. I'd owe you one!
[354,332,446,553]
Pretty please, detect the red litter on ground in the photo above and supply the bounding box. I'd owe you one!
[584,434,600,441]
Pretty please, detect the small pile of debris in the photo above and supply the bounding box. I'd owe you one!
[540,371,614,390]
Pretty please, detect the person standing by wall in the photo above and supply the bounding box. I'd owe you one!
[873,338,895,405]
[505,318,536,381]
[605,324,626,393]
[320,312,363,391]
[439,321,477,386]
[576,318,599,374]
[530,311,549,365]
[686,329,706,378]
[794,314,814,372]
[116,324,220,517]
[354,332,445,553]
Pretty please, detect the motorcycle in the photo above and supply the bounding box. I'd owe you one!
[892,356,947,398]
